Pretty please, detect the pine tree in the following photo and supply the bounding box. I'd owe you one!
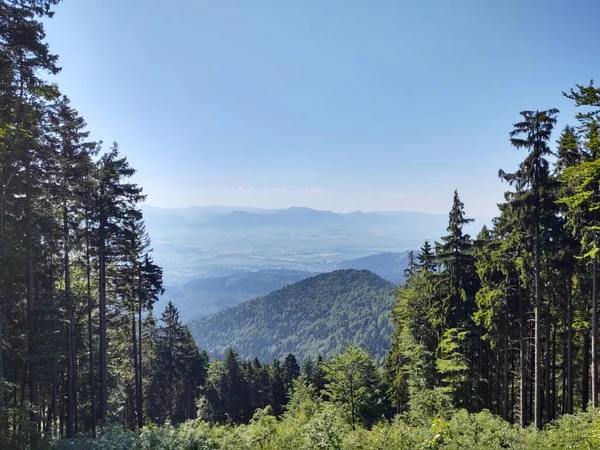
[156,301,186,423]
[403,250,416,284]
[94,144,145,422]
[560,81,600,410]
[435,190,478,329]
[416,240,436,273]
[283,353,301,392]
[501,108,559,428]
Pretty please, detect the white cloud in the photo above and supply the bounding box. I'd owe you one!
[221,186,325,196]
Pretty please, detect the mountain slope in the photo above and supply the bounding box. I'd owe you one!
[337,252,410,284]
[189,269,396,362]
[156,269,313,322]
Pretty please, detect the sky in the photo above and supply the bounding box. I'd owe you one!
[43,0,600,217]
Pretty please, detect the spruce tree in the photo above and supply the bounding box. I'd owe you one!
[502,108,559,428]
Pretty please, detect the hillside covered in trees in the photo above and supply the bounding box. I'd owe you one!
[189,269,396,362]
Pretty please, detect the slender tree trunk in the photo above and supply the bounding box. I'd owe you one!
[131,311,139,429]
[552,316,557,419]
[64,206,75,438]
[592,258,598,407]
[544,304,552,421]
[99,214,108,421]
[0,173,9,400]
[534,217,542,429]
[519,282,526,427]
[529,335,535,423]
[567,276,573,414]
[137,273,143,429]
[26,166,39,440]
[86,200,96,438]
[504,320,509,420]
[583,333,590,411]
[511,375,515,423]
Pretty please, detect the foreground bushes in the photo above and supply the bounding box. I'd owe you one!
[52,406,600,450]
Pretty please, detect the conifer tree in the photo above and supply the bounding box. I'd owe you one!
[501,108,559,428]
[560,81,600,409]
[416,240,436,273]
[94,144,145,422]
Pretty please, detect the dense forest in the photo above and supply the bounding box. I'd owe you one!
[3,1,600,449]
[190,269,396,362]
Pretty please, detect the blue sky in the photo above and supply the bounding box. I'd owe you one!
[44,0,599,217]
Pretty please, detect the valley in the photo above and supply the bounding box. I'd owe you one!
[145,205,489,321]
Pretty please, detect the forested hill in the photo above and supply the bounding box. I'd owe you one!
[189,269,396,362]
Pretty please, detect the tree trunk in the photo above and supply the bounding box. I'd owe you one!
[592,258,598,407]
[0,173,10,398]
[567,275,573,414]
[544,304,552,421]
[26,166,39,440]
[552,317,557,419]
[137,274,143,429]
[86,201,96,438]
[64,206,76,438]
[519,282,526,427]
[583,333,590,411]
[534,218,542,429]
[503,311,509,420]
[99,212,108,421]
[131,311,139,429]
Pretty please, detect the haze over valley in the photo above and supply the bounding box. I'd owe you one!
[145,205,488,320]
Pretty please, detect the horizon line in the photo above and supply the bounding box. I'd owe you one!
[142,203,493,219]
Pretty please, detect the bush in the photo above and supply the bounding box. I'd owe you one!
[51,407,600,449]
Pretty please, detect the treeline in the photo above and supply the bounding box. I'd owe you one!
[385,85,600,429]
[0,1,201,447]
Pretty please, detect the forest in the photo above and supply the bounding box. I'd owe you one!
[2,1,600,449]
[189,269,396,362]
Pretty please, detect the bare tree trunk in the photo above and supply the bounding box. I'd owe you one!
[567,276,573,414]
[552,317,557,419]
[544,304,552,421]
[131,311,139,429]
[583,333,590,411]
[99,212,107,421]
[86,200,96,438]
[592,258,598,407]
[534,218,542,429]
[519,282,526,427]
[26,167,39,441]
[64,206,76,438]
[503,313,509,420]
[0,172,11,398]
[137,275,143,429]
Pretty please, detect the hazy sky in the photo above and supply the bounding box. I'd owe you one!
[44,1,599,217]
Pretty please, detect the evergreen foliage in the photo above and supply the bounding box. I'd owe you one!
[189,269,397,362]
[3,2,600,448]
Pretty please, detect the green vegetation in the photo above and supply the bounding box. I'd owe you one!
[189,269,396,362]
[4,2,600,449]
[50,385,600,449]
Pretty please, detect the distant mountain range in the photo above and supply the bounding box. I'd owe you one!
[188,269,397,362]
[143,205,459,235]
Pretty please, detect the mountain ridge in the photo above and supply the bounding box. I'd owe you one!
[189,269,397,362]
